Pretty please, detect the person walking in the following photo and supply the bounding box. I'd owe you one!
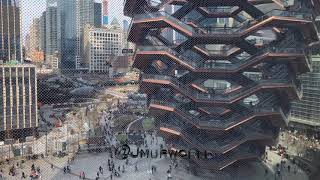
[135,164,138,172]
[99,166,103,174]
[21,171,26,179]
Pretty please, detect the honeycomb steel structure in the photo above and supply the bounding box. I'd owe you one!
[124,0,319,172]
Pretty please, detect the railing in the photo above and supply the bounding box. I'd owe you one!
[130,8,313,39]
[195,145,259,163]
[204,7,233,13]
[159,123,183,133]
[143,74,295,102]
[132,11,194,32]
[137,45,305,72]
[150,99,281,129]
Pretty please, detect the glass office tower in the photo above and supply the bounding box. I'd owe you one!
[57,0,77,69]
[0,0,21,62]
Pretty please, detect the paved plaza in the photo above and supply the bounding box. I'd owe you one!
[0,102,311,180]
[0,132,309,180]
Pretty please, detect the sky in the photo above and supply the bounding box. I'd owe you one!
[20,0,130,44]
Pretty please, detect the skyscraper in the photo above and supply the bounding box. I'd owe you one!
[39,11,46,54]
[29,18,43,62]
[0,64,38,140]
[24,34,30,59]
[75,0,95,69]
[0,0,38,140]
[46,4,58,67]
[57,0,95,70]
[102,0,108,25]
[0,0,21,62]
[57,0,77,69]
[94,2,102,28]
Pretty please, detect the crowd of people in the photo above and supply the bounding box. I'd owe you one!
[0,161,43,179]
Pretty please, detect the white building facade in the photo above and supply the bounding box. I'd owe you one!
[83,24,124,73]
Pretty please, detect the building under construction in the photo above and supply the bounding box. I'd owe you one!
[124,0,319,174]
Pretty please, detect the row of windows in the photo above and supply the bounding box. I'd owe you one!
[90,33,121,38]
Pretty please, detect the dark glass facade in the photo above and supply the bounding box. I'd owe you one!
[125,0,318,172]
[57,0,77,69]
[94,2,102,28]
[0,0,21,62]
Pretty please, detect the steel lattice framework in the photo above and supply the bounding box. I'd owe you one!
[124,0,319,172]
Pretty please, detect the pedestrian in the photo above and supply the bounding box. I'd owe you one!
[97,171,99,177]
[21,171,26,179]
[288,165,291,172]
[51,163,54,169]
[118,166,120,172]
[63,167,67,174]
[135,164,138,171]
[122,165,125,173]
[99,166,103,174]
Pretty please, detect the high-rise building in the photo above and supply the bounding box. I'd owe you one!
[75,0,95,69]
[24,34,30,58]
[46,4,58,67]
[0,63,38,140]
[57,0,95,70]
[57,0,77,69]
[94,2,102,28]
[0,0,21,62]
[124,0,318,175]
[83,22,123,73]
[29,18,44,62]
[290,55,320,132]
[102,0,108,25]
[30,18,40,51]
[39,11,46,53]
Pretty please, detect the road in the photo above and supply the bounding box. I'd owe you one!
[126,116,144,133]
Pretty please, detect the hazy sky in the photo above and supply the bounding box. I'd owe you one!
[21,0,130,43]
